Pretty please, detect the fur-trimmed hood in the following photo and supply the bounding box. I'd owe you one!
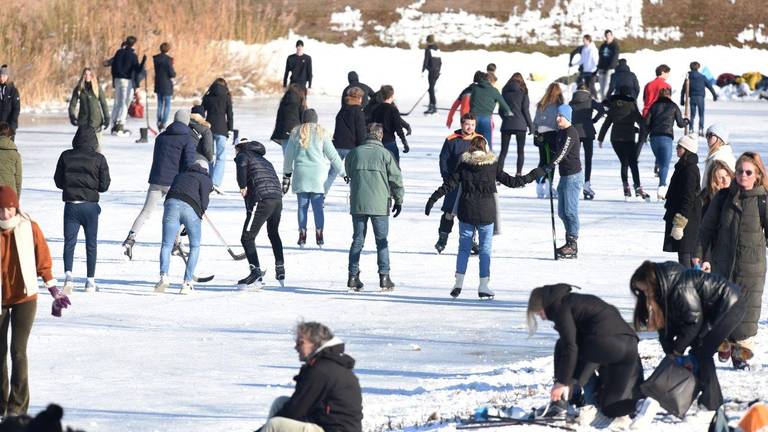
[189,113,210,128]
[461,150,497,166]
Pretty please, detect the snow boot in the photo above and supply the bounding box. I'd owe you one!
[478,277,494,299]
[275,264,285,287]
[85,278,98,293]
[556,235,578,259]
[434,232,449,254]
[347,272,363,291]
[379,273,395,291]
[123,231,136,260]
[623,183,632,201]
[316,229,324,247]
[583,181,595,200]
[450,273,464,298]
[657,185,668,201]
[630,398,660,430]
[635,185,651,202]
[238,265,264,290]
[154,275,170,294]
[135,127,149,144]
[298,229,307,248]
[179,280,194,295]
[63,272,74,295]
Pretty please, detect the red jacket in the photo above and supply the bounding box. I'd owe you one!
[642,77,672,118]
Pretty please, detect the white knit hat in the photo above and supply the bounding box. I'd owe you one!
[677,134,699,155]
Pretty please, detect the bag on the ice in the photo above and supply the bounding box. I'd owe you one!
[639,355,697,418]
[128,94,144,119]
[708,406,732,432]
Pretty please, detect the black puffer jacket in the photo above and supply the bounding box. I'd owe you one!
[152,52,176,96]
[500,81,533,132]
[606,63,640,100]
[275,339,363,432]
[53,127,110,202]
[663,151,701,253]
[166,164,213,219]
[340,72,375,108]
[645,96,686,140]
[333,104,367,150]
[270,90,303,142]
[654,261,742,355]
[201,82,233,136]
[597,94,645,143]
[0,83,20,131]
[569,89,605,140]
[234,140,282,210]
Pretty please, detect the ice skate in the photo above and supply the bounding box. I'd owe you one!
[84,278,98,293]
[379,273,395,292]
[657,185,668,201]
[556,235,578,259]
[238,265,265,291]
[450,273,464,298]
[635,185,651,202]
[623,183,632,201]
[179,280,194,295]
[316,229,324,248]
[122,231,136,260]
[275,264,285,287]
[478,277,494,299]
[297,229,307,248]
[347,272,363,292]
[63,272,74,295]
[154,275,170,294]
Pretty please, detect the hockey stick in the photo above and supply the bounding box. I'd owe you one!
[683,75,691,135]
[401,89,429,116]
[203,214,247,260]
[142,56,158,136]
[458,417,574,431]
[172,226,214,282]
[544,142,558,260]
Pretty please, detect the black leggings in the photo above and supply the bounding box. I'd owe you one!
[581,138,593,182]
[427,73,439,106]
[611,139,641,187]
[241,198,284,268]
[501,130,526,174]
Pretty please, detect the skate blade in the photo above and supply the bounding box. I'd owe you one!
[238,282,263,292]
[478,295,494,300]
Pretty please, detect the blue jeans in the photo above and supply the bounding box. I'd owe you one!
[456,222,494,278]
[475,115,493,151]
[324,149,351,194]
[297,193,324,231]
[210,134,228,187]
[557,173,583,237]
[156,94,171,126]
[348,215,389,275]
[649,135,673,186]
[383,141,400,166]
[160,199,202,282]
[63,202,100,277]
[690,96,705,130]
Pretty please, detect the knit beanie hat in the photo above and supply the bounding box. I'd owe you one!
[0,65,9,76]
[302,108,318,124]
[174,109,191,125]
[0,185,19,208]
[678,134,699,154]
[557,104,572,123]
[191,100,205,116]
[706,124,729,144]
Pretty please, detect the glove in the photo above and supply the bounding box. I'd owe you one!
[281,175,291,195]
[525,167,546,183]
[542,164,555,175]
[528,128,534,136]
[48,286,71,317]
[392,203,402,218]
[425,198,436,216]
[671,213,688,241]
[405,124,412,136]
[683,118,690,127]
[343,176,350,184]
[402,142,410,154]
[69,114,78,126]
[713,95,718,102]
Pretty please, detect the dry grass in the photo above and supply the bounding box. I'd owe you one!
[0,0,296,107]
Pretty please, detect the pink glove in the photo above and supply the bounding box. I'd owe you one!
[48,287,71,317]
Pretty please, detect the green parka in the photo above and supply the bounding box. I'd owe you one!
[68,82,110,130]
[345,138,404,216]
[0,136,21,195]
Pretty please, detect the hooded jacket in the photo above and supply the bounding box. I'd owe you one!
[275,337,362,432]
[271,89,304,142]
[147,121,197,186]
[0,82,20,131]
[110,46,140,82]
[569,90,605,139]
[340,72,375,108]
[165,164,213,219]
[438,130,480,213]
[701,144,736,189]
[189,113,214,163]
[234,140,282,210]
[201,82,234,136]
[500,81,533,132]
[284,124,345,194]
[607,63,640,100]
[0,136,21,194]
[68,82,110,130]
[663,151,701,254]
[645,96,686,140]
[597,94,646,143]
[53,128,110,202]
[469,80,511,117]
[333,104,367,150]
[152,52,176,96]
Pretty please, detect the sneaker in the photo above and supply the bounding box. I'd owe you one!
[630,397,660,430]
[179,281,194,295]
[84,278,98,293]
[379,273,395,291]
[63,272,74,295]
[154,275,170,294]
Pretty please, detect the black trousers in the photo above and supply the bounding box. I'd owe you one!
[581,138,593,182]
[0,300,36,416]
[241,199,284,268]
[678,252,692,269]
[501,130,526,174]
[611,139,641,187]
[427,73,440,106]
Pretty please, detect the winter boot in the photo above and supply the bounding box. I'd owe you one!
[630,398,660,430]
[623,183,632,201]
[478,277,494,299]
[63,272,74,295]
[347,272,363,291]
[135,127,149,144]
[434,232,449,254]
[275,264,285,287]
[123,232,137,260]
[179,280,194,295]
[238,265,264,290]
[450,273,464,298]
[113,122,130,137]
[379,273,395,291]
[316,229,324,247]
[85,278,98,293]
[657,185,668,201]
[298,229,307,248]
[556,235,578,259]
[154,275,170,294]
[635,185,651,202]
[583,181,595,200]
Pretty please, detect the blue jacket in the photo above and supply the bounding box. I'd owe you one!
[111,47,140,83]
[682,71,717,102]
[166,164,213,218]
[148,121,197,186]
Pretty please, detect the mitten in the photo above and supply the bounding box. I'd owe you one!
[671,213,688,240]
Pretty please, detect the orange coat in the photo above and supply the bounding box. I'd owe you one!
[1,216,53,306]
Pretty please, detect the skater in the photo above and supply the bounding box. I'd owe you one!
[425,135,542,298]
[434,113,482,253]
[422,34,441,115]
[702,124,736,188]
[234,138,285,289]
[469,73,511,151]
[700,160,733,216]
[68,68,110,152]
[327,87,366,194]
[569,84,605,200]
[606,59,639,100]
[201,78,234,193]
[568,35,599,98]
[0,123,21,195]
[597,86,648,200]
[694,152,768,370]
[446,71,483,129]
[662,134,700,268]
[122,109,197,259]
[0,185,70,416]
[283,40,312,89]
[340,71,375,109]
[109,36,142,136]
[0,65,20,135]
[189,112,214,166]
[283,109,346,247]
[645,87,688,199]
[155,160,213,294]
[526,284,645,425]
[370,85,409,165]
[533,83,564,198]
[681,62,718,136]
[486,63,499,89]
[630,260,745,413]
[271,84,307,149]
[258,322,362,432]
[345,123,403,292]
[152,42,176,131]
[500,73,533,175]
[551,105,583,259]
[53,127,111,294]
[641,64,671,118]
[597,30,620,101]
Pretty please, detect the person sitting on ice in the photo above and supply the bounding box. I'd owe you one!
[258,321,362,432]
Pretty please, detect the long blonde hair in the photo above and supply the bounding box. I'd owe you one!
[537,83,564,110]
[298,123,326,149]
[77,67,100,97]
[736,151,768,190]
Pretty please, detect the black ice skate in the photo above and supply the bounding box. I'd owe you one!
[298,229,307,248]
[316,229,324,248]
[556,235,578,259]
[347,272,364,292]
[275,264,285,287]
[635,185,651,202]
[379,273,395,292]
[238,265,264,290]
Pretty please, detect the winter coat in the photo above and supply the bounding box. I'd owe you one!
[654,261,742,355]
[0,83,20,131]
[271,90,304,143]
[663,151,701,253]
[696,184,767,340]
[0,137,21,194]
[201,82,234,136]
[642,77,672,118]
[597,95,646,143]
[438,131,480,213]
[189,114,214,163]
[234,140,282,210]
[702,145,736,189]
[283,53,313,88]
[340,72,375,108]
[110,46,140,82]
[597,40,620,71]
[569,90,605,140]
[53,127,110,202]
[645,96,686,140]
[345,138,404,216]
[152,53,176,96]
[429,150,533,225]
[274,338,363,432]
[682,71,717,104]
[284,124,345,194]
[422,44,442,77]
[165,165,213,219]
[500,81,533,132]
[469,80,511,117]
[552,126,582,177]
[607,63,640,100]
[371,103,405,144]
[333,104,366,150]
[0,211,54,307]
[533,103,559,134]
[68,82,110,130]
[147,121,197,187]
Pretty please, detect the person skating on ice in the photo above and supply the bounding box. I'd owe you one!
[422,34,441,115]
[596,30,620,102]
[283,40,313,90]
[569,84,605,200]
[568,35,599,99]
[550,105,583,259]
[681,61,718,136]
[645,87,688,200]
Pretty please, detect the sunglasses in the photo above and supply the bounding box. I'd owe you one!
[736,169,754,176]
